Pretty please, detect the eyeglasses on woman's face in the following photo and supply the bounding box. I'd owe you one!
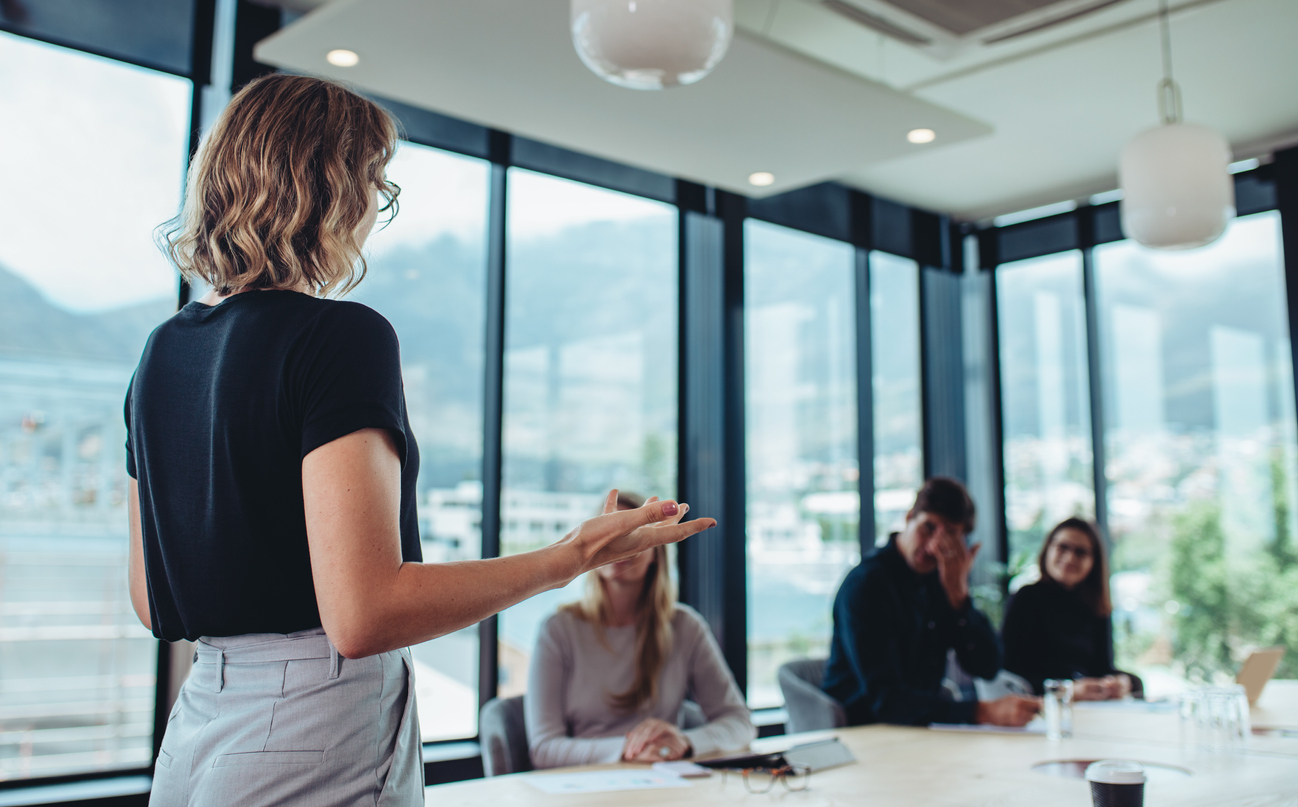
[1051,541,1092,561]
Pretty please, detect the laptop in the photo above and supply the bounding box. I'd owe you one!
[1236,647,1286,706]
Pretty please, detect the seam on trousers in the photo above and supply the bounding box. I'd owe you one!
[261,661,289,752]
[373,651,391,806]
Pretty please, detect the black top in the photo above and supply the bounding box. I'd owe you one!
[822,537,1000,726]
[1001,579,1115,694]
[125,290,421,642]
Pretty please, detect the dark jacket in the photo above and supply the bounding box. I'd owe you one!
[1001,579,1116,694]
[822,537,1000,726]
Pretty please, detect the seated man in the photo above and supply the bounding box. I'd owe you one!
[823,477,1040,727]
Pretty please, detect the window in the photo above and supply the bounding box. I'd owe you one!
[496,170,677,697]
[0,33,190,780]
[870,252,923,543]
[348,142,490,741]
[1095,211,1298,686]
[744,220,859,708]
[996,251,1096,572]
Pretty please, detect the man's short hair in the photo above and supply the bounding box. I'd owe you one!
[907,477,976,535]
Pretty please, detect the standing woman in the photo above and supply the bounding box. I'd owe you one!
[1001,518,1139,700]
[526,493,753,769]
[127,74,713,807]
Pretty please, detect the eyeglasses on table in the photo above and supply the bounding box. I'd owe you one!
[720,763,813,793]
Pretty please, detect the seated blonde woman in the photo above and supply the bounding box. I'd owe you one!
[526,493,755,768]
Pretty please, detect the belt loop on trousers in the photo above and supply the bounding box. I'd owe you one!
[329,641,341,680]
[216,648,225,693]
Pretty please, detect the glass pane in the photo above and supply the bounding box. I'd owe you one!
[0,33,190,780]
[870,251,923,544]
[349,143,490,741]
[497,170,677,698]
[744,220,859,709]
[1096,211,1298,689]
[996,251,1095,573]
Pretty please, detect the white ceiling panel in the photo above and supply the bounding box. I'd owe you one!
[253,0,992,198]
[747,0,1298,219]
[256,0,1298,218]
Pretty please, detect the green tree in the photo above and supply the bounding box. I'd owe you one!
[1167,496,1298,680]
[1167,502,1234,678]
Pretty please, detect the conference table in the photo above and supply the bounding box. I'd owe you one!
[426,682,1298,806]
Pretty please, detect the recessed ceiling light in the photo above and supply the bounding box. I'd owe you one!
[907,128,936,144]
[748,172,775,187]
[327,49,360,67]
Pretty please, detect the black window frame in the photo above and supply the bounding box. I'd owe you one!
[6,3,1298,797]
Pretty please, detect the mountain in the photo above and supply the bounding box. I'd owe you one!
[0,262,174,365]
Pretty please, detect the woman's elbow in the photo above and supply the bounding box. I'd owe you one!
[130,598,152,632]
[323,614,388,659]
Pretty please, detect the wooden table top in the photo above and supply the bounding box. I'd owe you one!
[426,682,1298,807]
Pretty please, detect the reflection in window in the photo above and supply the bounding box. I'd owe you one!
[1096,211,1298,686]
[870,252,923,542]
[996,252,1095,569]
[496,170,677,697]
[744,221,859,708]
[349,142,490,741]
[0,33,190,780]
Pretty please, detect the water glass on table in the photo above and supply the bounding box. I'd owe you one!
[1043,678,1074,740]
[1179,684,1250,751]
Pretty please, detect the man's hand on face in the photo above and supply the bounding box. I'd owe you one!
[928,522,980,610]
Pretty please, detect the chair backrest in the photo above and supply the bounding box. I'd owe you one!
[479,695,531,777]
[679,699,707,730]
[777,658,847,735]
[942,648,976,702]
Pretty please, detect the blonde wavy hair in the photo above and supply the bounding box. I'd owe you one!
[562,493,677,714]
[161,74,400,297]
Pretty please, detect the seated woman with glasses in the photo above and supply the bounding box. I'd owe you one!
[1001,518,1142,700]
[526,492,755,769]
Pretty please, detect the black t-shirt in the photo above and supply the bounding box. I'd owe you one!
[1001,579,1115,694]
[125,290,421,642]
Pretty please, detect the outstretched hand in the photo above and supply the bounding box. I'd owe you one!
[558,489,716,582]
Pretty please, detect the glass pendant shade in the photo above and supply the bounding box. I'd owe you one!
[571,0,733,90]
[1119,123,1235,250]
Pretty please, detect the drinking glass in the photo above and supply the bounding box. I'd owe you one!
[1043,678,1074,741]
[1180,685,1249,752]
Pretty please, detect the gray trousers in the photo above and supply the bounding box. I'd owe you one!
[150,628,424,807]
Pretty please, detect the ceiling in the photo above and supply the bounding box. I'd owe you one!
[256,0,1298,221]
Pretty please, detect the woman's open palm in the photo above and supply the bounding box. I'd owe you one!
[568,490,714,574]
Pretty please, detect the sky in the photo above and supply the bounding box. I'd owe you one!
[0,30,672,315]
[0,32,190,313]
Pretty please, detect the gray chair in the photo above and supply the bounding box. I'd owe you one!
[480,695,530,777]
[778,658,847,734]
[679,699,707,730]
[479,696,709,776]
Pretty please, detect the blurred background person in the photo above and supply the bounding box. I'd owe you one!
[1002,518,1141,700]
[526,491,754,769]
[822,477,1040,728]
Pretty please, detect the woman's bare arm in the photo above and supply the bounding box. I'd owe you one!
[302,428,714,658]
[127,479,152,631]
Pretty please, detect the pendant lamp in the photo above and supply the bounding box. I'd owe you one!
[1119,0,1233,250]
[571,0,733,90]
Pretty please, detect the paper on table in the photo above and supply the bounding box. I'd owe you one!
[1074,699,1176,713]
[525,769,693,795]
[929,719,1046,735]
